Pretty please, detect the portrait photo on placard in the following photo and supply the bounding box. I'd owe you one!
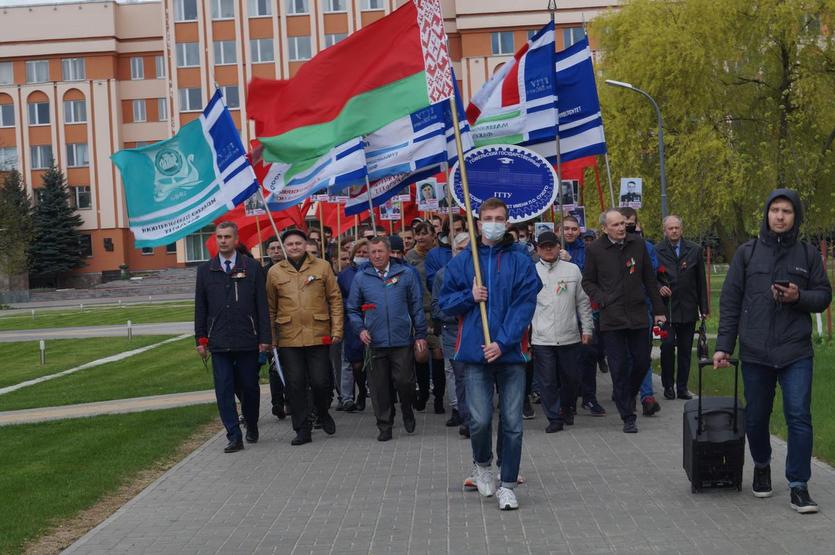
[619,177,643,208]
[417,178,439,211]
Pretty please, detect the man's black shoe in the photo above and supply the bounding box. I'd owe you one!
[458,424,470,438]
[413,393,427,412]
[335,400,345,411]
[377,429,393,442]
[663,387,676,400]
[598,359,609,373]
[523,395,535,420]
[245,426,259,443]
[343,400,356,413]
[320,413,336,435]
[623,417,638,434]
[446,409,460,427]
[434,396,445,414]
[272,404,286,420]
[290,431,312,446]
[790,486,819,514]
[752,465,773,498]
[224,439,244,453]
[355,393,366,411]
[559,408,574,426]
[677,390,694,400]
[402,405,416,434]
[546,421,564,433]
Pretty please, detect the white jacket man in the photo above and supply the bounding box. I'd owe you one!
[530,231,593,432]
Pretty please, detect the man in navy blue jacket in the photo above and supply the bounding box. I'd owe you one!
[347,236,428,442]
[440,198,542,511]
[194,222,271,453]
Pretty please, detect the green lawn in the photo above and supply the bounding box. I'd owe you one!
[0,336,214,411]
[0,301,194,331]
[0,336,172,389]
[0,404,217,555]
[656,342,835,465]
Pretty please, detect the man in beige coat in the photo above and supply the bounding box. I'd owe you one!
[267,229,343,446]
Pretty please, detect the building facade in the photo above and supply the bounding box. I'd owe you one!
[0,0,617,277]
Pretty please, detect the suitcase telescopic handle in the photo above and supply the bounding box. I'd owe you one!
[696,358,739,435]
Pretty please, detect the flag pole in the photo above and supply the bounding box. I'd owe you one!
[318,201,326,258]
[254,212,263,262]
[336,197,341,264]
[448,95,491,345]
[603,153,616,208]
[262,203,287,258]
[549,1,565,250]
[364,175,378,236]
[444,163,455,240]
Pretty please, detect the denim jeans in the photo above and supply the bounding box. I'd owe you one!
[451,360,468,422]
[444,359,458,410]
[340,344,355,403]
[211,350,260,443]
[742,357,814,488]
[465,362,525,489]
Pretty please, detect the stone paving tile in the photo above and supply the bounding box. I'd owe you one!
[65,376,835,554]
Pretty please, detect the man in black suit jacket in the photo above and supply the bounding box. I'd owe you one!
[655,215,708,400]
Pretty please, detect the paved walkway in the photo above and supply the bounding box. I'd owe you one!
[65,375,835,555]
[0,322,191,342]
[7,293,192,310]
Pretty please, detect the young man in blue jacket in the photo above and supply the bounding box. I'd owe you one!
[347,236,428,442]
[440,198,542,511]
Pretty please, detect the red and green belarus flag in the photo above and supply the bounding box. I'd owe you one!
[247,0,452,167]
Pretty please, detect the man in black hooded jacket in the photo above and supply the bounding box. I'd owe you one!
[714,189,831,513]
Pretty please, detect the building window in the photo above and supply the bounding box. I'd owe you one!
[324,33,347,48]
[249,38,275,63]
[0,147,17,170]
[288,36,312,61]
[158,97,168,121]
[26,60,50,83]
[0,104,14,127]
[64,99,87,124]
[213,41,237,65]
[221,86,240,109]
[247,0,271,16]
[166,242,178,254]
[563,27,584,47]
[79,234,93,257]
[0,62,12,85]
[286,0,308,15]
[211,0,235,19]
[30,145,54,169]
[66,143,89,168]
[174,0,198,22]
[175,43,200,68]
[130,57,144,80]
[185,226,214,261]
[132,99,146,123]
[155,55,166,79]
[61,58,85,81]
[70,185,92,209]
[179,88,203,112]
[322,0,346,13]
[28,102,50,125]
[491,32,514,55]
[141,246,154,255]
[362,0,383,9]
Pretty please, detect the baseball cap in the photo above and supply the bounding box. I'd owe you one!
[536,231,559,247]
[582,230,597,240]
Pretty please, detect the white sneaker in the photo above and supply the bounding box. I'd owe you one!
[496,487,519,510]
[474,464,496,497]
[463,464,478,491]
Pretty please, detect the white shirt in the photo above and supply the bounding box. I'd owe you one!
[219,251,237,272]
[374,262,391,279]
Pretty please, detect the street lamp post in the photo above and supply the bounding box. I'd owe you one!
[605,79,669,219]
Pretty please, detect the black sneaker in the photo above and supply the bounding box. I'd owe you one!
[790,486,819,514]
[445,409,461,427]
[622,417,638,433]
[458,424,470,438]
[531,391,542,404]
[545,421,564,433]
[752,465,772,498]
[559,408,574,426]
[581,399,606,416]
[522,396,535,420]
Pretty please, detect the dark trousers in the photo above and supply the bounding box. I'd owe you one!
[579,326,603,401]
[268,354,285,408]
[211,350,260,443]
[279,345,332,433]
[660,321,697,392]
[451,359,468,422]
[532,344,581,423]
[601,328,651,421]
[416,357,446,402]
[369,346,416,432]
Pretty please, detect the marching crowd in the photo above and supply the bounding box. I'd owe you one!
[195,189,831,513]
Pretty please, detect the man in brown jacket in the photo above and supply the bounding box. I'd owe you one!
[582,209,666,433]
[267,229,343,446]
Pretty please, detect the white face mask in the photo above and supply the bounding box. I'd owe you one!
[481,221,506,241]
[353,257,369,266]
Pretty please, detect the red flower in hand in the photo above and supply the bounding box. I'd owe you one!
[361,303,377,312]
[198,337,209,347]
[658,265,667,274]
[321,336,332,345]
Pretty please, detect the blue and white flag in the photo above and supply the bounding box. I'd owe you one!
[466,23,606,164]
[262,138,367,212]
[112,89,259,248]
[344,166,442,217]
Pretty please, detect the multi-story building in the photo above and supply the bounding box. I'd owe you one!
[0,0,617,280]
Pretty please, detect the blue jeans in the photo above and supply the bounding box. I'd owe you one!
[211,350,260,443]
[742,357,814,488]
[340,345,355,403]
[465,362,525,489]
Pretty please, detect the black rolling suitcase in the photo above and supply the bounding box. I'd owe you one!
[683,358,745,493]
